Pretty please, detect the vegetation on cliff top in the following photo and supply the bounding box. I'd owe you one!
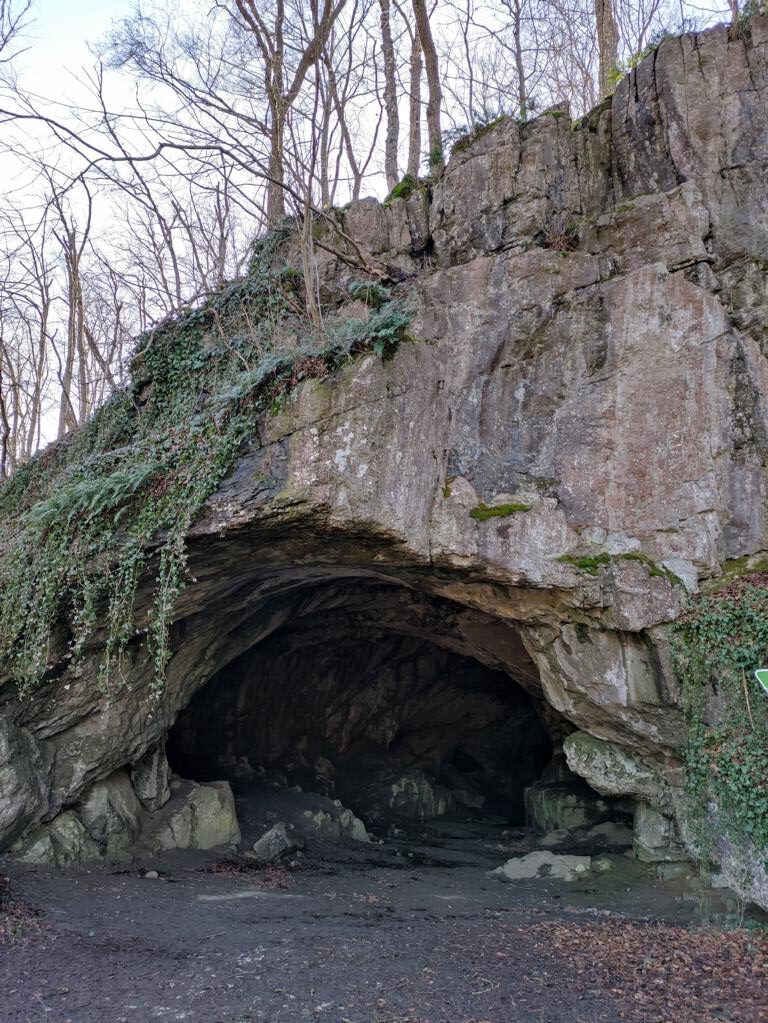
[0,224,412,699]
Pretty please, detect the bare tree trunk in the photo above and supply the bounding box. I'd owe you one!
[0,355,10,478]
[56,334,77,439]
[411,0,443,174]
[511,0,528,120]
[236,0,348,227]
[407,29,422,178]
[26,313,48,460]
[267,99,287,225]
[319,73,332,207]
[323,48,364,199]
[379,0,400,190]
[595,0,619,98]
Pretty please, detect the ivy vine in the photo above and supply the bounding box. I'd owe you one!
[0,225,412,699]
[672,576,768,867]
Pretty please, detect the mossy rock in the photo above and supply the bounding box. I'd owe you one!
[700,552,768,593]
[383,175,418,205]
[469,501,532,522]
[557,550,682,585]
[451,116,507,156]
[557,552,611,575]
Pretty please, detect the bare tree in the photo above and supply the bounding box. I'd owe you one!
[231,0,349,224]
[411,0,443,173]
[0,0,30,65]
[391,0,422,178]
[379,0,400,188]
[406,24,423,176]
[595,0,620,96]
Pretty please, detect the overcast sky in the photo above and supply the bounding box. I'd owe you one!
[17,0,127,90]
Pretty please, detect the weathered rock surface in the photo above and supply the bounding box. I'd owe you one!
[563,732,672,811]
[2,20,768,908]
[525,778,620,834]
[302,804,369,843]
[77,770,142,858]
[11,811,101,869]
[633,801,688,863]
[130,745,172,812]
[0,720,48,848]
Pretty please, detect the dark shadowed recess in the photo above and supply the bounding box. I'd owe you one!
[167,577,555,829]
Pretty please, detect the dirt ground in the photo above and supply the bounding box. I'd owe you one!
[1,812,767,1023]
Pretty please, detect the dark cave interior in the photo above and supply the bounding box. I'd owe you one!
[167,600,555,832]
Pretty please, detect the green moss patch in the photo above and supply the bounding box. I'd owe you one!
[557,552,611,575]
[618,551,682,586]
[557,550,682,585]
[469,501,531,522]
[383,174,418,206]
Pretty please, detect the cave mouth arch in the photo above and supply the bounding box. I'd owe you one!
[166,575,560,837]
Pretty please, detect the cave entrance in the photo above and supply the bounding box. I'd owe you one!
[166,579,556,844]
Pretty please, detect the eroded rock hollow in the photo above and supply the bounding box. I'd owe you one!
[2,20,768,908]
[166,582,553,825]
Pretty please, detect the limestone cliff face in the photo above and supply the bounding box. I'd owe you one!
[2,20,768,904]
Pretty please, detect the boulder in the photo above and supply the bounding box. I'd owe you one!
[302,803,369,843]
[130,744,171,812]
[144,781,240,851]
[492,850,592,882]
[251,822,304,863]
[77,770,142,858]
[10,811,100,868]
[539,820,633,852]
[563,732,670,810]
[581,821,634,849]
[633,801,687,863]
[524,779,617,833]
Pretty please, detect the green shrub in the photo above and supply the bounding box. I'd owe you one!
[347,279,392,310]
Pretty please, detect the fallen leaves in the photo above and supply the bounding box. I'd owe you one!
[520,917,768,1023]
[0,873,42,946]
